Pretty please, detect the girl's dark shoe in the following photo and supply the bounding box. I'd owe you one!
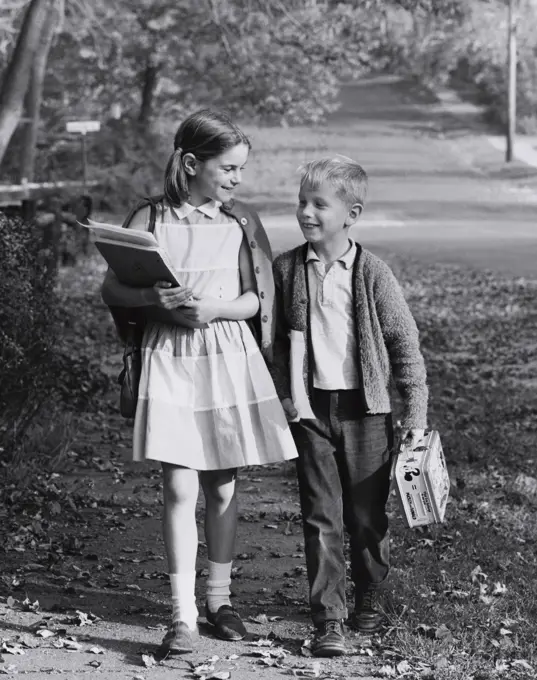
[351,586,385,633]
[157,621,198,657]
[311,620,346,657]
[205,603,247,641]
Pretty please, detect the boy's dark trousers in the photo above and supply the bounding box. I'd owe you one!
[291,388,394,625]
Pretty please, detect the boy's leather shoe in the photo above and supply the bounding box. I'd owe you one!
[311,620,346,657]
[157,621,198,656]
[351,586,385,633]
[205,603,247,641]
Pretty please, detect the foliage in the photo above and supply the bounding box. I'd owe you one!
[0,0,390,200]
[0,212,58,442]
[384,0,537,132]
[0,213,109,458]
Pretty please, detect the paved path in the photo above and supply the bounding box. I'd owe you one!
[263,75,537,278]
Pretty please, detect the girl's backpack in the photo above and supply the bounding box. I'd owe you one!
[109,195,161,418]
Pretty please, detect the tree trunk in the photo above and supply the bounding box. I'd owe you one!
[138,53,159,125]
[0,0,54,167]
[20,0,61,182]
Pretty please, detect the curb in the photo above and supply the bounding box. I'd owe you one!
[431,83,537,169]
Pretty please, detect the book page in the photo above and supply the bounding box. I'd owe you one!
[82,219,159,249]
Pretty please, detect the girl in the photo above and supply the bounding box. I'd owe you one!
[101,110,298,655]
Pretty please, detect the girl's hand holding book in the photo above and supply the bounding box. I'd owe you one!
[181,295,221,324]
[148,281,193,310]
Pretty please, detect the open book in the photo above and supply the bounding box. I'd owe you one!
[83,219,207,329]
[84,218,180,288]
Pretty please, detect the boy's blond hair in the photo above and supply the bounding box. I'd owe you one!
[299,155,368,208]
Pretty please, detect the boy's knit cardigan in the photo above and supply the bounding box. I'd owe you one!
[271,243,428,429]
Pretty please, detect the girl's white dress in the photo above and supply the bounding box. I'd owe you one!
[133,200,298,470]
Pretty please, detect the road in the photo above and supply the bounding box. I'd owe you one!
[263,76,537,279]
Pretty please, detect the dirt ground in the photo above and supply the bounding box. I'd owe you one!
[0,392,397,679]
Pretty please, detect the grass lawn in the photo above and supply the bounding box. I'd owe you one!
[382,257,537,679]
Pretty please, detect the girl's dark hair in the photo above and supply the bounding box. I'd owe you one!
[164,109,250,205]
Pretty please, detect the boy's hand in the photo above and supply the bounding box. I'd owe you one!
[281,398,299,423]
[399,428,425,450]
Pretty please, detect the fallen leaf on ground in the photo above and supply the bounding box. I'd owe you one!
[1,642,25,655]
[192,662,216,675]
[300,638,313,657]
[141,653,156,668]
[21,598,40,613]
[434,657,450,670]
[68,610,98,626]
[249,614,269,624]
[286,661,322,678]
[512,660,533,670]
[493,582,507,596]
[0,664,17,675]
[479,583,493,605]
[259,658,285,668]
[470,565,488,583]
[435,624,454,642]
[396,660,412,674]
[64,639,82,651]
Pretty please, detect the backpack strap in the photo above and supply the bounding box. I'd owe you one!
[122,194,164,233]
[109,195,165,343]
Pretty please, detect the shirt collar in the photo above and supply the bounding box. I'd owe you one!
[306,239,357,270]
[172,199,222,220]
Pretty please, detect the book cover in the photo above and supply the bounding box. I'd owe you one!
[83,219,180,288]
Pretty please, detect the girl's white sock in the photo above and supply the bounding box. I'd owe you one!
[169,572,198,630]
[206,560,232,614]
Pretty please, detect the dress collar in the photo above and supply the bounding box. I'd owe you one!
[172,199,222,220]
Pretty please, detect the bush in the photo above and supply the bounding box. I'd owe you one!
[0,213,109,458]
[0,213,59,443]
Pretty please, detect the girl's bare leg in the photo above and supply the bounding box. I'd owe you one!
[162,463,199,629]
[200,468,238,614]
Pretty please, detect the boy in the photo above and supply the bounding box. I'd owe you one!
[271,157,428,657]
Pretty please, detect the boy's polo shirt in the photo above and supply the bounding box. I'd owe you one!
[306,239,360,390]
